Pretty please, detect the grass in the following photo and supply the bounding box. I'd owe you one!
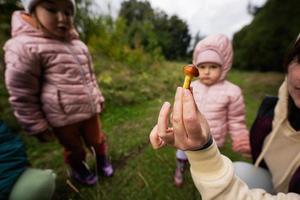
[0,61,284,199]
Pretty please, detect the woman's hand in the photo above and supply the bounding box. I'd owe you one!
[150,87,211,151]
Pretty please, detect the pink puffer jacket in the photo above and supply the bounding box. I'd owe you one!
[4,11,104,135]
[191,34,249,152]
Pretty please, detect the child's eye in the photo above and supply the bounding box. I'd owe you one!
[64,9,73,16]
[45,7,57,13]
[197,65,205,69]
[210,65,220,69]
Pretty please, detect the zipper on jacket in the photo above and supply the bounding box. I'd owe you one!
[65,43,97,114]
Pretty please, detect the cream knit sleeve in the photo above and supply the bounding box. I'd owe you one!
[185,141,300,200]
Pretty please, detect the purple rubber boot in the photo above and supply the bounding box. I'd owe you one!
[97,155,114,177]
[70,163,98,186]
[173,158,188,187]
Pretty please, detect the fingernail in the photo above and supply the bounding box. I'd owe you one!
[163,101,170,108]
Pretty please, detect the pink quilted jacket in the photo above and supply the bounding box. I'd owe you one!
[191,34,250,152]
[4,11,104,135]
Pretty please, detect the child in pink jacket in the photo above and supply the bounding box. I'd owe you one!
[174,34,250,186]
[4,0,113,186]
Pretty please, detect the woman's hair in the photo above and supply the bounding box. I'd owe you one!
[283,36,300,72]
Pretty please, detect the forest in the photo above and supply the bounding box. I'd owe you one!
[0,0,298,199]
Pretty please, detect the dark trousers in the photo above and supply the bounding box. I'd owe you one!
[53,115,107,170]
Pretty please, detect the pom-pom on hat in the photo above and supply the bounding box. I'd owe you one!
[21,0,76,14]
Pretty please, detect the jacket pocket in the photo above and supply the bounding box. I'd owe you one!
[57,90,67,115]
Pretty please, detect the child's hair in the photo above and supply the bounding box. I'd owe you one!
[284,35,300,72]
[21,0,76,14]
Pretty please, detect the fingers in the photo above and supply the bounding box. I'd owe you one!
[182,89,201,138]
[157,102,171,137]
[150,87,211,151]
[149,125,165,149]
[182,88,210,149]
[157,102,174,144]
[232,138,250,151]
[172,87,186,146]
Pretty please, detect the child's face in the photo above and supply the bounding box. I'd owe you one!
[196,63,222,86]
[34,0,74,39]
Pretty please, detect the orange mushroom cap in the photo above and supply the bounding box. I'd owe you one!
[183,64,199,77]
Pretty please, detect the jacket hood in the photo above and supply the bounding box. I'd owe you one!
[254,79,289,167]
[21,0,76,15]
[193,34,233,81]
[10,11,79,40]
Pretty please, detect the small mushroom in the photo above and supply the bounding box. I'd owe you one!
[182,64,199,89]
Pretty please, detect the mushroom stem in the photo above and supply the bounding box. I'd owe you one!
[182,64,199,89]
[183,75,192,89]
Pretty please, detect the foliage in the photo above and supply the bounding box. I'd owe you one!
[0,0,20,64]
[119,0,191,60]
[75,0,100,43]
[87,15,163,74]
[232,0,300,72]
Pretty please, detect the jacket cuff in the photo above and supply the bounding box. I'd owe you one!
[192,135,213,151]
[26,121,49,135]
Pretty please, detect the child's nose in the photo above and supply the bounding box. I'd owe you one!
[57,11,67,21]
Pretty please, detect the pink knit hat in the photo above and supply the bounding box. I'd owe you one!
[21,0,76,14]
[195,49,223,66]
[193,34,233,81]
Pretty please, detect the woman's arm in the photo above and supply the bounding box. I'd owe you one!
[150,87,300,200]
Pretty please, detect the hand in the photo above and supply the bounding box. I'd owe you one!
[232,136,251,158]
[35,129,55,143]
[149,87,211,151]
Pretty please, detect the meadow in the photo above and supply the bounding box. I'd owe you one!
[0,61,284,200]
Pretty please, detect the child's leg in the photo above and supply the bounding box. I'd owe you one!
[81,115,114,176]
[176,149,188,163]
[174,149,188,187]
[53,123,97,185]
[53,124,86,170]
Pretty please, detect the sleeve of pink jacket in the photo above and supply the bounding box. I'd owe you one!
[227,85,250,153]
[185,142,300,200]
[4,39,49,135]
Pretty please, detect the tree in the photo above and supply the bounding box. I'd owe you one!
[233,0,300,71]
[118,0,192,60]
[0,0,20,67]
[154,14,191,60]
[119,0,154,24]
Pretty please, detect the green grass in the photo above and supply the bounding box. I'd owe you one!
[0,61,284,199]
